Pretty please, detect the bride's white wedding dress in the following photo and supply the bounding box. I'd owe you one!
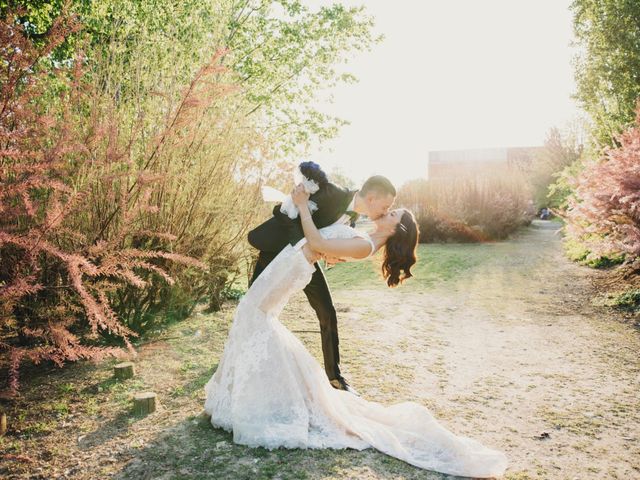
[203,224,508,478]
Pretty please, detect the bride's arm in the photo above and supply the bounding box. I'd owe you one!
[293,186,372,260]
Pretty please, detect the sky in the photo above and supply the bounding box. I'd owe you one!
[304,0,580,187]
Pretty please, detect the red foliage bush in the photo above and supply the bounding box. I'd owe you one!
[566,103,640,270]
[0,10,206,397]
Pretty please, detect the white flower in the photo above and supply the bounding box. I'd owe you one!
[260,167,320,219]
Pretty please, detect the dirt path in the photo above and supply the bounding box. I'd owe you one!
[308,220,640,479]
[3,221,639,479]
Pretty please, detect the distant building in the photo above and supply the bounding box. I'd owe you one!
[427,146,544,179]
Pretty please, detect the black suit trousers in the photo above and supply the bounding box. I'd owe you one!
[249,250,342,382]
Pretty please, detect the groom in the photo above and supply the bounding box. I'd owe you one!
[247,171,396,393]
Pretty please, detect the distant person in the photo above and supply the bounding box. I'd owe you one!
[540,207,550,220]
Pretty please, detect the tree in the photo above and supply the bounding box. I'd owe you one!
[3,0,380,156]
[531,126,584,210]
[571,0,640,147]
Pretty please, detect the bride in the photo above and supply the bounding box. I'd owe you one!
[203,179,508,478]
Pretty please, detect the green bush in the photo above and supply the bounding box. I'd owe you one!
[563,237,625,268]
[613,290,640,312]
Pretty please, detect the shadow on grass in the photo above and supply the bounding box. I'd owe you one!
[60,363,218,456]
[77,409,133,451]
[112,413,463,480]
[180,364,218,398]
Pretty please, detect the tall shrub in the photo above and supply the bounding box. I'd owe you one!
[566,103,640,271]
[398,174,532,243]
[0,11,212,396]
[6,0,380,157]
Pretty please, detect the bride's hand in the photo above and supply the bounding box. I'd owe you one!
[292,184,310,207]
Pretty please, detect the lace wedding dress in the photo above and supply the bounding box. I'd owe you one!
[203,224,508,478]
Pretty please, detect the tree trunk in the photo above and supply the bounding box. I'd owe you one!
[133,392,157,415]
[114,362,135,380]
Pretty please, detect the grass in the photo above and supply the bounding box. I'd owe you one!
[612,289,640,312]
[324,242,496,291]
[227,242,496,294]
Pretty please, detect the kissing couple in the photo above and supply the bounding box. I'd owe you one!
[203,162,508,478]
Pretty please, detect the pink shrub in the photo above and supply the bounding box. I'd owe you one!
[567,103,640,269]
[0,11,207,396]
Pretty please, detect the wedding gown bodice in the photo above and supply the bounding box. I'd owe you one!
[203,223,508,478]
[296,223,376,260]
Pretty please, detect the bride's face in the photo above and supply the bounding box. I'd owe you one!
[375,208,403,234]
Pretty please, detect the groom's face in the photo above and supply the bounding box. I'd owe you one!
[366,193,395,220]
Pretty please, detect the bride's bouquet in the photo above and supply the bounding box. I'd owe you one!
[261,161,328,219]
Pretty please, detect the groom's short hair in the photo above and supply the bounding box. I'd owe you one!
[360,175,396,198]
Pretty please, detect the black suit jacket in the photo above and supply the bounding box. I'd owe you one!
[248,182,357,253]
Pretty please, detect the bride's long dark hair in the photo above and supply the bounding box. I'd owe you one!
[382,209,419,287]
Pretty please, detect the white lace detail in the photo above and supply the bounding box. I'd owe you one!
[203,224,508,477]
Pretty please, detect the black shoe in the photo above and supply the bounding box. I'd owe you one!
[329,377,360,396]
